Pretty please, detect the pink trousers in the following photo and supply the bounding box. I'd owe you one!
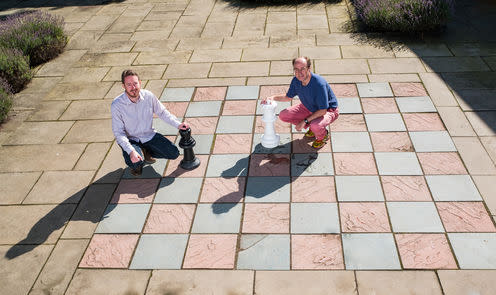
[279,103,339,140]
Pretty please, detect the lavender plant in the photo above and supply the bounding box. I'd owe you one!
[0,47,32,93]
[0,77,13,122]
[0,11,67,66]
[353,0,454,32]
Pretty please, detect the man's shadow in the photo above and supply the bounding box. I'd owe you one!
[4,168,142,259]
[211,137,322,214]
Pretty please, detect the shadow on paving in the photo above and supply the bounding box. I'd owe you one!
[5,169,124,260]
[212,139,320,214]
[0,0,125,12]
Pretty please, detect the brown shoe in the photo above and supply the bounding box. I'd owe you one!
[130,165,143,176]
[142,148,156,164]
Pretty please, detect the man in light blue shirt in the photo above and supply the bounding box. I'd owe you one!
[111,70,188,176]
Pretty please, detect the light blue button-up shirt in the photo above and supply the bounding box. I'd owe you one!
[111,89,180,154]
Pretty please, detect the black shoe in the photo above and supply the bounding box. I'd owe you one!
[130,165,143,176]
[143,148,156,164]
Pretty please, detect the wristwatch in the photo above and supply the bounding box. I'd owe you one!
[304,118,309,124]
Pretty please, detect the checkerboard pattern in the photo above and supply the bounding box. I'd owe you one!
[80,83,496,270]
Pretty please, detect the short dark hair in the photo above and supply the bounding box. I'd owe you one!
[292,56,311,68]
[121,69,140,84]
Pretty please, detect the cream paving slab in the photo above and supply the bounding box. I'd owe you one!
[103,65,167,81]
[80,14,118,31]
[267,11,296,24]
[393,43,453,57]
[62,119,114,143]
[437,107,476,136]
[190,48,242,63]
[473,175,496,215]
[210,62,269,77]
[356,271,442,295]
[0,245,53,295]
[320,75,369,83]
[423,57,491,72]
[481,137,496,164]
[44,82,114,100]
[242,48,298,61]
[441,72,496,89]
[30,239,89,295]
[146,270,254,294]
[27,101,71,121]
[108,17,144,33]
[166,77,247,87]
[163,63,212,79]
[270,35,316,48]
[60,100,112,120]
[65,269,150,295]
[452,137,496,175]
[93,142,125,183]
[134,51,191,65]
[255,271,357,295]
[36,50,87,77]
[368,58,427,73]
[0,204,76,244]
[341,45,395,58]
[21,77,63,95]
[418,73,458,106]
[4,121,73,145]
[484,56,496,71]
[299,46,341,59]
[177,37,223,50]
[297,14,328,30]
[316,33,363,45]
[368,74,421,82]
[202,22,236,38]
[88,40,137,54]
[61,67,111,83]
[0,172,41,204]
[75,52,138,67]
[131,30,173,42]
[223,36,269,49]
[0,144,86,172]
[465,112,496,136]
[132,39,179,52]
[270,60,293,76]
[247,76,294,85]
[24,170,95,204]
[447,42,496,56]
[75,142,112,171]
[438,270,496,295]
[454,89,496,111]
[315,59,370,74]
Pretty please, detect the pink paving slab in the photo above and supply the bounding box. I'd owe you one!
[361,98,399,113]
[185,117,218,134]
[163,102,189,117]
[370,132,413,152]
[222,100,257,115]
[291,176,336,202]
[259,85,290,99]
[213,134,253,154]
[334,153,378,175]
[79,234,139,268]
[143,204,195,233]
[382,176,432,201]
[249,154,290,176]
[339,202,391,232]
[390,82,428,97]
[242,203,290,233]
[110,179,160,203]
[437,202,496,232]
[193,87,227,101]
[330,83,358,97]
[403,113,446,131]
[417,152,467,175]
[183,234,237,269]
[329,114,367,132]
[200,177,245,203]
[291,234,344,269]
[395,234,457,269]
[292,133,332,153]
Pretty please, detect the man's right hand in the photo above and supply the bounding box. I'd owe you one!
[130,150,143,163]
[261,96,274,105]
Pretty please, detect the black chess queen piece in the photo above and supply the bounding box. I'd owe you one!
[178,127,201,170]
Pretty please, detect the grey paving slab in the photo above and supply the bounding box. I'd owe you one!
[226,86,260,100]
[336,97,362,114]
[425,175,482,201]
[245,176,290,202]
[237,234,290,270]
[387,202,444,233]
[409,131,457,152]
[160,87,195,102]
[331,132,372,152]
[252,133,291,154]
[153,117,181,135]
[342,233,401,270]
[176,134,213,155]
[375,152,423,175]
[448,233,496,269]
[216,116,254,133]
[130,234,188,269]
[185,101,222,117]
[191,203,242,233]
[95,204,151,233]
[291,203,340,233]
[0,172,41,204]
[66,269,150,295]
[395,96,436,113]
[365,114,406,131]
[155,177,203,203]
[291,153,334,176]
[357,83,393,97]
[336,176,384,202]
[206,154,249,177]
[122,159,168,179]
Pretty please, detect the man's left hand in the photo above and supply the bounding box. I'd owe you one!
[179,122,189,130]
[296,120,307,131]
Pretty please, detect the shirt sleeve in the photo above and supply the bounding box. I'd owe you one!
[286,77,298,98]
[151,93,181,128]
[111,102,135,154]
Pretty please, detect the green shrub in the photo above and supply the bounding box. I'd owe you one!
[0,77,13,122]
[0,11,67,66]
[353,0,454,33]
[0,47,32,93]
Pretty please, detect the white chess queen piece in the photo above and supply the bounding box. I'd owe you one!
[261,99,280,148]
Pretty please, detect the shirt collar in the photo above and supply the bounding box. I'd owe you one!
[122,90,144,105]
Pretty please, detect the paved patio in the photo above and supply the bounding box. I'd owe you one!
[0,0,495,294]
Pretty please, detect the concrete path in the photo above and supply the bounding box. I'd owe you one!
[0,0,495,294]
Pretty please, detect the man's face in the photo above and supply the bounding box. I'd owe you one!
[293,59,310,83]
[122,75,141,101]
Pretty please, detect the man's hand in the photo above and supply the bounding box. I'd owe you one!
[178,122,189,130]
[296,120,307,131]
[129,150,143,163]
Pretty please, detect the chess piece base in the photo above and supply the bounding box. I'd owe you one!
[180,157,201,170]
[261,133,280,149]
